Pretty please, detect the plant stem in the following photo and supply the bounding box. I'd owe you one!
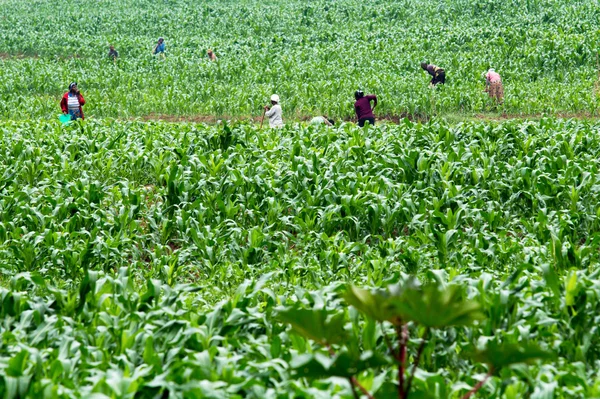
[326,344,374,399]
[460,369,494,399]
[381,322,399,359]
[351,376,375,399]
[404,327,430,397]
[348,377,360,399]
[396,323,408,399]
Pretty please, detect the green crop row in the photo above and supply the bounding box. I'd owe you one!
[0,0,598,120]
[1,118,600,397]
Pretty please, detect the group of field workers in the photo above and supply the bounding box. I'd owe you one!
[60,42,503,125]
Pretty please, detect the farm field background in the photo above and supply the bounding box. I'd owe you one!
[2,0,600,398]
[0,0,599,120]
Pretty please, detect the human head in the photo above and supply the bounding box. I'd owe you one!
[354,90,364,100]
[109,45,114,50]
[69,82,78,93]
[488,68,495,72]
[328,118,335,125]
[420,62,428,70]
[207,49,213,54]
[158,37,164,43]
[270,94,279,104]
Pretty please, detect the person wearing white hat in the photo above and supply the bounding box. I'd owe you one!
[484,68,503,104]
[264,94,283,128]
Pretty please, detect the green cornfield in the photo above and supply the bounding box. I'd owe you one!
[1,0,600,398]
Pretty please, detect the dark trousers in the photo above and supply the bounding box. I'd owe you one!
[358,117,375,127]
[431,71,445,85]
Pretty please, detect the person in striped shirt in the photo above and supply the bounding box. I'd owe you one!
[60,83,86,120]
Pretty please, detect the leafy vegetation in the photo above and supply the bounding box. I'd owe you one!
[2,0,600,397]
[0,0,599,120]
[1,118,600,397]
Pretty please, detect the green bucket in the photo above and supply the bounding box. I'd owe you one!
[59,114,72,125]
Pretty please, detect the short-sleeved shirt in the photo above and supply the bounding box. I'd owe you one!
[486,71,501,83]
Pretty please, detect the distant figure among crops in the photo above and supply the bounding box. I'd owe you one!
[207,49,217,61]
[60,82,85,120]
[108,45,118,60]
[264,94,283,128]
[421,62,445,86]
[354,90,377,127]
[484,68,503,103]
[310,116,334,126]
[153,37,166,55]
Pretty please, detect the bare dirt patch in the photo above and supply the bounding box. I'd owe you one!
[0,52,39,60]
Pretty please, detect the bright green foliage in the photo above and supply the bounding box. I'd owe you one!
[2,118,600,397]
[0,0,599,120]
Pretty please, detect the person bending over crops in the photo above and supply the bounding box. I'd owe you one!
[207,49,217,61]
[60,82,85,120]
[310,116,334,126]
[421,62,445,86]
[354,90,377,127]
[264,94,283,128]
[108,45,118,60]
[153,37,166,55]
[484,68,503,103]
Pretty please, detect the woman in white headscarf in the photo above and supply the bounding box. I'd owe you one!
[264,94,283,128]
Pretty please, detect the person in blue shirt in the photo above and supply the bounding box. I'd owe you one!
[153,37,165,55]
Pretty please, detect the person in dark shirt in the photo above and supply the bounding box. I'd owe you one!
[108,45,118,61]
[421,63,445,86]
[354,90,377,127]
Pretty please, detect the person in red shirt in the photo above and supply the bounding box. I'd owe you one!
[354,90,377,127]
[60,82,86,120]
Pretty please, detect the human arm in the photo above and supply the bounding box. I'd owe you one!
[60,95,68,114]
[77,93,85,106]
[367,94,377,109]
[265,107,276,117]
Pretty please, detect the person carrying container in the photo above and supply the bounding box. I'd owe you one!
[60,82,86,120]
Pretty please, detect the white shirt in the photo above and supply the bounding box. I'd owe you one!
[265,104,283,128]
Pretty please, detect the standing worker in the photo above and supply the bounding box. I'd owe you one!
[207,49,217,61]
[108,45,118,61]
[60,82,85,120]
[153,37,166,55]
[421,62,445,86]
[354,90,377,127]
[264,94,283,128]
[484,68,503,103]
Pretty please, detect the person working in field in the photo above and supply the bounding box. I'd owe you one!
[421,62,445,86]
[60,82,85,120]
[310,115,334,126]
[153,37,166,55]
[108,45,119,60]
[264,94,284,128]
[354,90,377,127]
[484,68,503,103]
[207,49,217,61]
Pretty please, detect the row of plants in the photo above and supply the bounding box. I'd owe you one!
[0,0,598,119]
[1,118,600,396]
